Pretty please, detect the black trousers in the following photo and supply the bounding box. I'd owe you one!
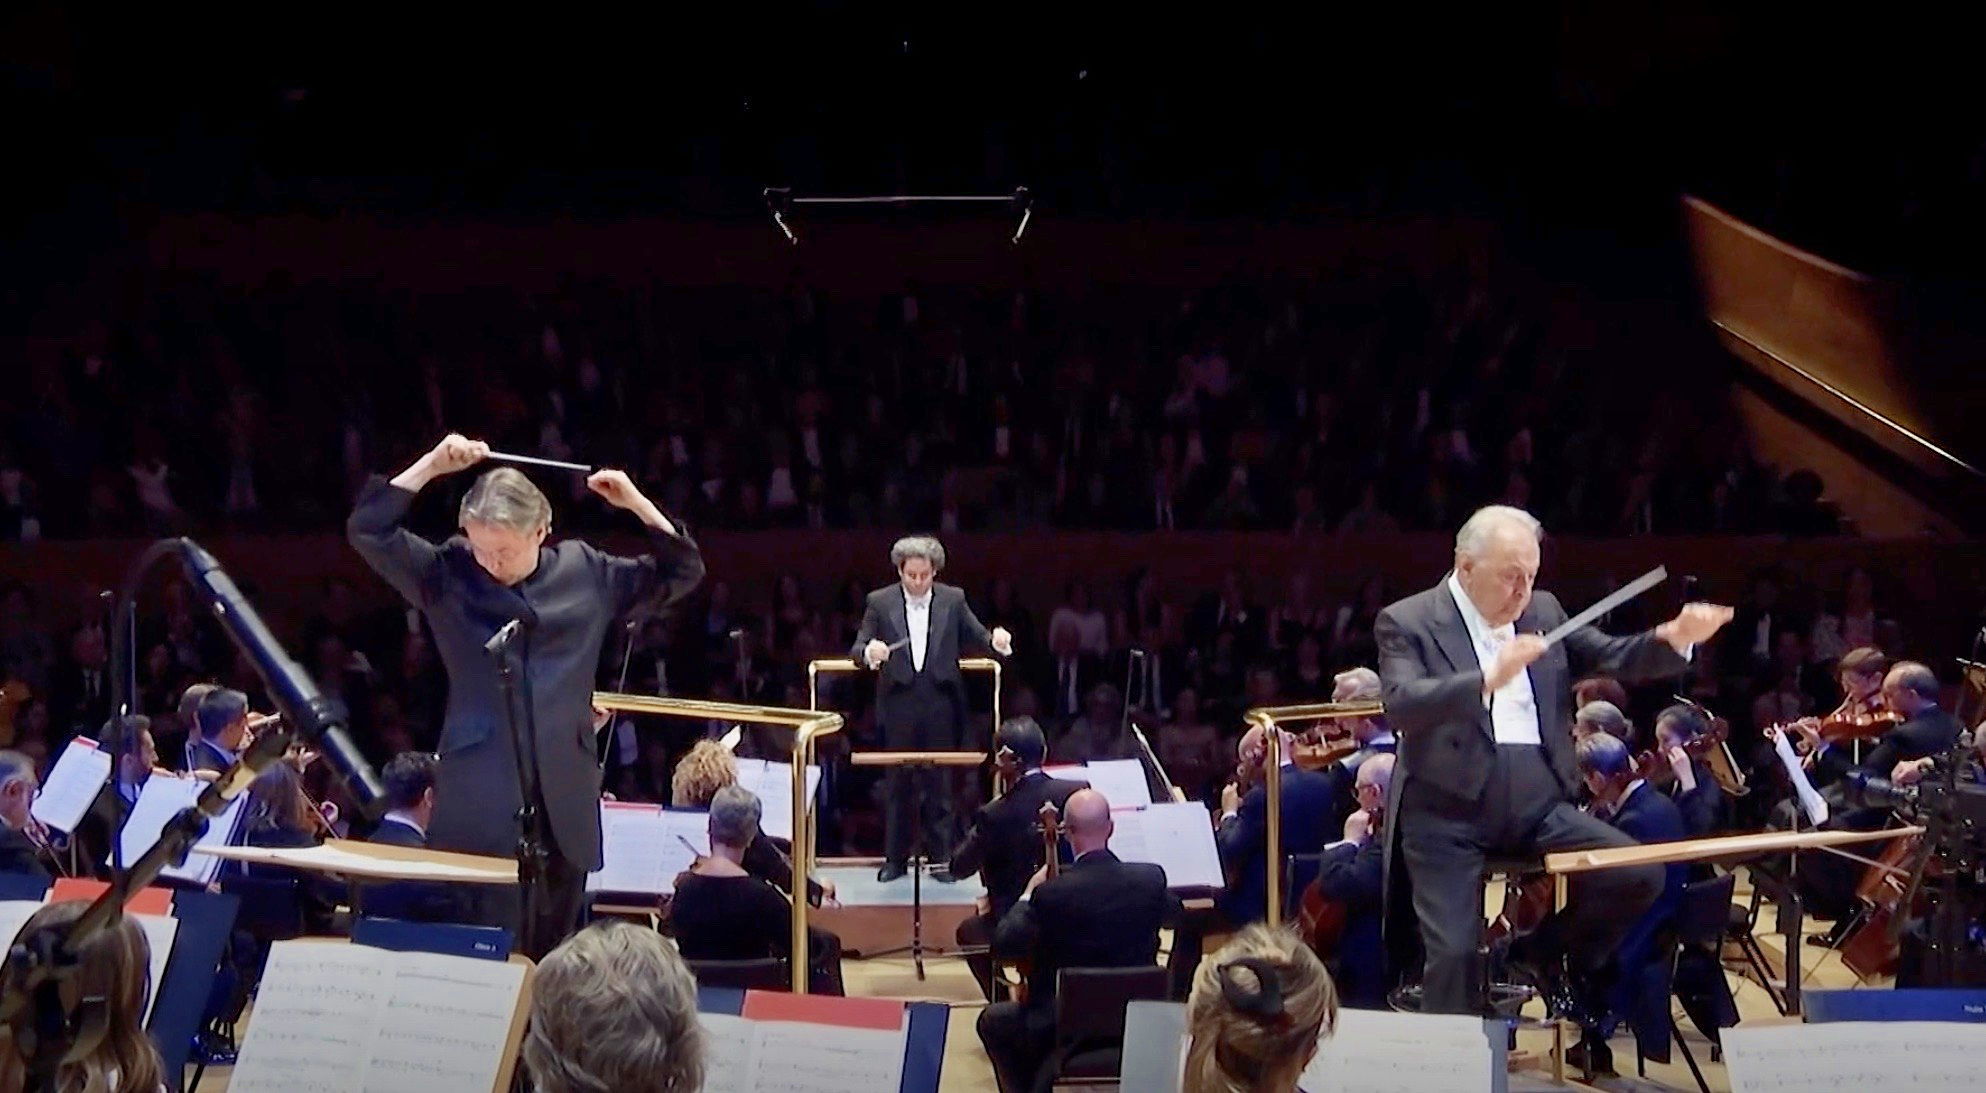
[881,673,964,866]
[957,911,1009,1001]
[1400,744,1662,1014]
[977,1000,1056,1093]
[462,834,589,960]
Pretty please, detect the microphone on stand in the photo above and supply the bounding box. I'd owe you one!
[484,618,527,656]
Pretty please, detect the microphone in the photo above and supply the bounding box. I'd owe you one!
[176,540,385,812]
[485,618,527,655]
[1129,648,1148,660]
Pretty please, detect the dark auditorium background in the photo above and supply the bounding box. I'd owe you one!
[1,3,1981,845]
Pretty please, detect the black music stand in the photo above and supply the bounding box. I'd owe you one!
[852,750,985,979]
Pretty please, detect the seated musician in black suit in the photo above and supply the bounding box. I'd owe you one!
[1652,704,1726,837]
[75,714,157,875]
[1311,752,1394,1009]
[0,750,52,879]
[187,687,254,775]
[1314,667,1396,837]
[977,788,1180,1093]
[670,784,845,994]
[1574,732,1688,1076]
[356,751,456,922]
[950,716,1084,1000]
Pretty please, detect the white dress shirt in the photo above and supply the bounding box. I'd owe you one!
[906,590,932,672]
[1447,572,1541,746]
[382,809,428,840]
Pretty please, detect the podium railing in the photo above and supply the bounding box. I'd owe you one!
[1241,700,1384,928]
[807,656,1004,742]
[591,691,843,994]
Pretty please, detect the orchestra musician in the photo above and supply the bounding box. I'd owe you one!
[977,789,1178,1093]
[0,750,53,879]
[1651,703,1726,837]
[356,751,455,923]
[1310,752,1395,1009]
[1316,667,1395,835]
[949,716,1083,1000]
[186,687,252,774]
[1571,700,1631,744]
[348,433,704,957]
[851,535,1014,883]
[1377,505,1732,1016]
[670,739,835,908]
[1573,732,1688,1076]
[76,714,158,875]
[670,785,846,995]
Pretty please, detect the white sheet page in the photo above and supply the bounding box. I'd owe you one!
[31,737,111,833]
[228,941,386,1093]
[748,1018,907,1093]
[697,1012,758,1093]
[1300,1008,1493,1093]
[1723,1021,1986,1092]
[587,804,709,894]
[363,950,527,1093]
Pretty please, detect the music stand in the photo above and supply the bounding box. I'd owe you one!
[1539,824,1922,1083]
[850,750,986,979]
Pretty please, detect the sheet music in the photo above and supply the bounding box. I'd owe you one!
[1108,801,1225,889]
[1723,1021,1986,1092]
[1300,1009,1494,1093]
[366,951,526,1092]
[587,805,709,894]
[229,942,387,1093]
[737,759,823,843]
[749,1019,906,1093]
[31,737,111,833]
[1044,759,1152,808]
[133,913,177,1023]
[116,772,249,885]
[1772,728,1830,826]
[697,1012,758,1092]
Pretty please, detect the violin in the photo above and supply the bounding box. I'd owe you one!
[1840,831,1926,980]
[1818,708,1904,745]
[1011,801,1064,1005]
[1633,719,1730,785]
[1296,801,1380,960]
[1289,726,1361,772]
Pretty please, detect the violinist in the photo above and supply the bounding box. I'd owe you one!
[951,716,1083,1000]
[671,784,846,994]
[0,750,52,879]
[1572,733,1687,1076]
[1317,668,1395,833]
[1216,723,1338,927]
[1650,704,1726,837]
[1572,700,1632,744]
[186,686,252,775]
[1310,753,1394,1008]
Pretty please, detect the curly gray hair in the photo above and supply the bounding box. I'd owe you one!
[889,535,946,573]
[523,921,704,1093]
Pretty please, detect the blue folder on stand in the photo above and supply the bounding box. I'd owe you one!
[1805,988,1986,1023]
[352,916,513,961]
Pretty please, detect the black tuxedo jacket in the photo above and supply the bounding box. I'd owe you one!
[358,818,456,922]
[991,849,1178,1010]
[949,770,1084,919]
[348,476,704,870]
[849,582,997,689]
[1376,582,1690,803]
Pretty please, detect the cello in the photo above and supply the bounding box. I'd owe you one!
[1010,801,1063,1004]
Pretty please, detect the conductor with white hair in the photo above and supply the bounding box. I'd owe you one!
[853,535,1014,882]
[349,433,704,955]
[1376,505,1732,1016]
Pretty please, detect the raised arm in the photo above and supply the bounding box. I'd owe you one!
[1556,593,1729,684]
[347,434,488,605]
[581,469,706,617]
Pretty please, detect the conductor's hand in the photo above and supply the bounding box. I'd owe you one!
[1656,603,1736,652]
[586,469,644,511]
[864,638,892,669]
[991,626,1014,657]
[425,433,490,475]
[1483,634,1547,695]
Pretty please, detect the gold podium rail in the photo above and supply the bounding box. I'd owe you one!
[592,691,843,994]
[807,656,1004,742]
[1241,700,1384,928]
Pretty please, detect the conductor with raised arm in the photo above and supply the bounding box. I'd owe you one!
[853,536,1013,882]
[348,434,704,955]
[1379,505,1731,1016]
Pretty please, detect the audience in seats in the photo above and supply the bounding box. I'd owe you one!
[978,788,1179,1093]
[949,717,1084,1000]
[669,784,845,994]
[523,920,704,1093]
[1183,923,1338,1093]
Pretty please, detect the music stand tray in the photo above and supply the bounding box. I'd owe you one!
[192,838,520,885]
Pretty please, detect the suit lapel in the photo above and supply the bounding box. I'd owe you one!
[1428,583,1479,678]
[929,585,953,658]
[890,587,909,644]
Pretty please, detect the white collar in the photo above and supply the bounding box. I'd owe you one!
[904,589,932,609]
[1446,571,1513,641]
[382,809,427,839]
[1618,780,1648,808]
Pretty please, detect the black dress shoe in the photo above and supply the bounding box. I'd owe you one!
[1565,1034,1618,1077]
[929,867,958,884]
[1808,919,1853,949]
[877,862,908,883]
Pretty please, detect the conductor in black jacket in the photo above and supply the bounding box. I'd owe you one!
[978,789,1178,1093]
[851,536,1013,882]
[348,434,704,956]
[1377,505,1733,1015]
[950,716,1084,999]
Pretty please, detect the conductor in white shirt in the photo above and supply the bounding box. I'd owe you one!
[853,536,1013,883]
[1377,505,1733,1016]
